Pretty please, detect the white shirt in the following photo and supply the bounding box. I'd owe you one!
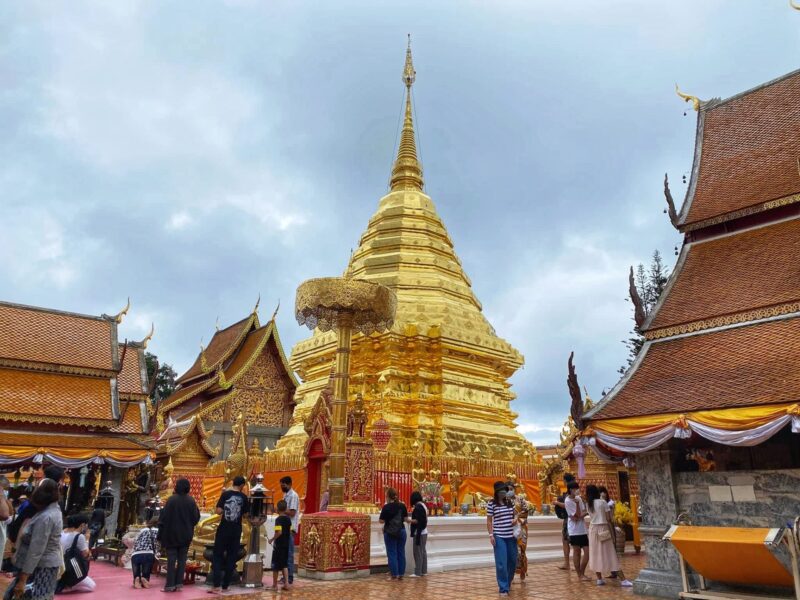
[564,495,587,536]
[283,488,299,532]
[589,499,610,526]
[60,531,89,553]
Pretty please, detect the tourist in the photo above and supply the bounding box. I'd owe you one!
[57,513,95,593]
[553,473,575,571]
[487,481,517,597]
[4,479,63,600]
[87,506,106,550]
[209,476,249,594]
[130,516,159,589]
[598,485,615,511]
[378,487,408,581]
[0,477,12,572]
[564,480,590,581]
[268,500,292,591]
[409,490,427,578]
[586,485,632,587]
[278,476,299,584]
[157,478,200,593]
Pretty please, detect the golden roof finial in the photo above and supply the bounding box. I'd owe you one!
[390,35,424,192]
[215,316,220,332]
[675,83,701,111]
[141,323,155,348]
[199,339,211,373]
[270,300,280,322]
[792,0,800,10]
[253,293,261,315]
[114,297,131,324]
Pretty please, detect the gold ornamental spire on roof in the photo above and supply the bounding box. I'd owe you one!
[390,35,424,192]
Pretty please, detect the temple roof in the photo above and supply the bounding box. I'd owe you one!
[646,217,800,335]
[680,69,800,230]
[109,401,148,434]
[588,314,800,420]
[118,343,149,396]
[0,367,116,426]
[0,430,152,451]
[176,314,257,384]
[160,316,297,418]
[0,301,117,372]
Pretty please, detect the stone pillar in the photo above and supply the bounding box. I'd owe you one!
[633,448,693,598]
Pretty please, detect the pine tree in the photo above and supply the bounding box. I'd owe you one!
[619,250,670,373]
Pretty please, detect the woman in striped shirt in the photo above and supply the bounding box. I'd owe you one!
[486,481,518,596]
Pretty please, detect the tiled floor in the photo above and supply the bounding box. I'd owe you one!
[232,553,654,600]
[1,553,654,599]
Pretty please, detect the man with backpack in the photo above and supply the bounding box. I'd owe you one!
[57,513,94,593]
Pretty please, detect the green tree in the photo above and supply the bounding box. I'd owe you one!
[145,351,177,404]
[619,250,669,373]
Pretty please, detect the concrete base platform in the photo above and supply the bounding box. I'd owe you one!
[368,514,563,573]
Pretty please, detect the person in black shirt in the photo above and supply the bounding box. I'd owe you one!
[378,488,409,580]
[553,473,575,571]
[409,490,428,577]
[209,476,249,593]
[157,478,200,593]
[269,500,292,591]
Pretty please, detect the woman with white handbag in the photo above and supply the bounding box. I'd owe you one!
[586,484,632,587]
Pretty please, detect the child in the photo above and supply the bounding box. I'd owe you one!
[130,516,159,589]
[268,500,292,591]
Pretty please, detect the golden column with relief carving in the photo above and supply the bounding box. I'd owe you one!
[295,276,396,578]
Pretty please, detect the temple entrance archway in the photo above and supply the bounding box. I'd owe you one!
[305,438,325,514]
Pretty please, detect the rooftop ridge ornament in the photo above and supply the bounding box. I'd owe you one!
[252,293,261,316]
[141,323,155,348]
[792,0,800,10]
[270,300,280,322]
[389,34,424,192]
[114,297,131,324]
[629,266,646,329]
[664,173,680,228]
[675,83,701,112]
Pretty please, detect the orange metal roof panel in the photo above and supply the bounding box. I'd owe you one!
[0,302,114,371]
[0,431,150,450]
[109,402,146,434]
[591,316,800,420]
[650,218,800,331]
[684,70,800,226]
[0,367,114,423]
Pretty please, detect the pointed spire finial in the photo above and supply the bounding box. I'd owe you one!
[792,0,800,10]
[664,173,679,228]
[390,36,424,192]
[675,83,701,111]
[215,316,220,332]
[253,293,260,315]
[271,300,280,322]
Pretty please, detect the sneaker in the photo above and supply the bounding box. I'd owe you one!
[596,579,606,586]
[621,580,633,587]
[408,574,419,578]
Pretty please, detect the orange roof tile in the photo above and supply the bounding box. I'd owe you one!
[118,344,148,395]
[649,218,800,331]
[219,324,271,383]
[590,315,800,420]
[0,367,114,425]
[682,69,800,228]
[176,315,254,384]
[0,302,114,371]
[109,401,146,434]
[0,431,151,450]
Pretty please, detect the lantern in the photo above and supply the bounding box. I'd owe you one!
[95,481,115,515]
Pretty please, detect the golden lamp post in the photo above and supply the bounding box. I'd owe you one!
[295,276,396,579]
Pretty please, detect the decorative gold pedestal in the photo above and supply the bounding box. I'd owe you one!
[298,512,371,580]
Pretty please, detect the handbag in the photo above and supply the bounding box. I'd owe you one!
[512,523,522,539]
[597,526,612,542]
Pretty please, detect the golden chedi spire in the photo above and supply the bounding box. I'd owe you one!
[390,35,424,192]
[275,37,528,463]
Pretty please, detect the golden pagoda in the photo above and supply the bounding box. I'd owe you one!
[274,39,530,461]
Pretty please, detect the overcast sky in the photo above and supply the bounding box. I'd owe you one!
[2,1,798,445]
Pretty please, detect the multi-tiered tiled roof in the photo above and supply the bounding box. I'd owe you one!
[588,69,800,428]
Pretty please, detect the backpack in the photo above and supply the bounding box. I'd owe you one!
[56,533,89,592]
[554,494,568,520]
[384,508,404,538]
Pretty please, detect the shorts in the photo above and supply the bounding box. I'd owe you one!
[569,534,589,548]
[271,545,289,570]
[561,519,569,542]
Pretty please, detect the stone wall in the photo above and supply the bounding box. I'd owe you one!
[676,468,800,529]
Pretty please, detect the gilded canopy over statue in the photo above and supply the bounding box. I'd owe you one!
[295,277,397,334]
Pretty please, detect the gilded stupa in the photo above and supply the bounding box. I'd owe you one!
[275,40,531,460]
